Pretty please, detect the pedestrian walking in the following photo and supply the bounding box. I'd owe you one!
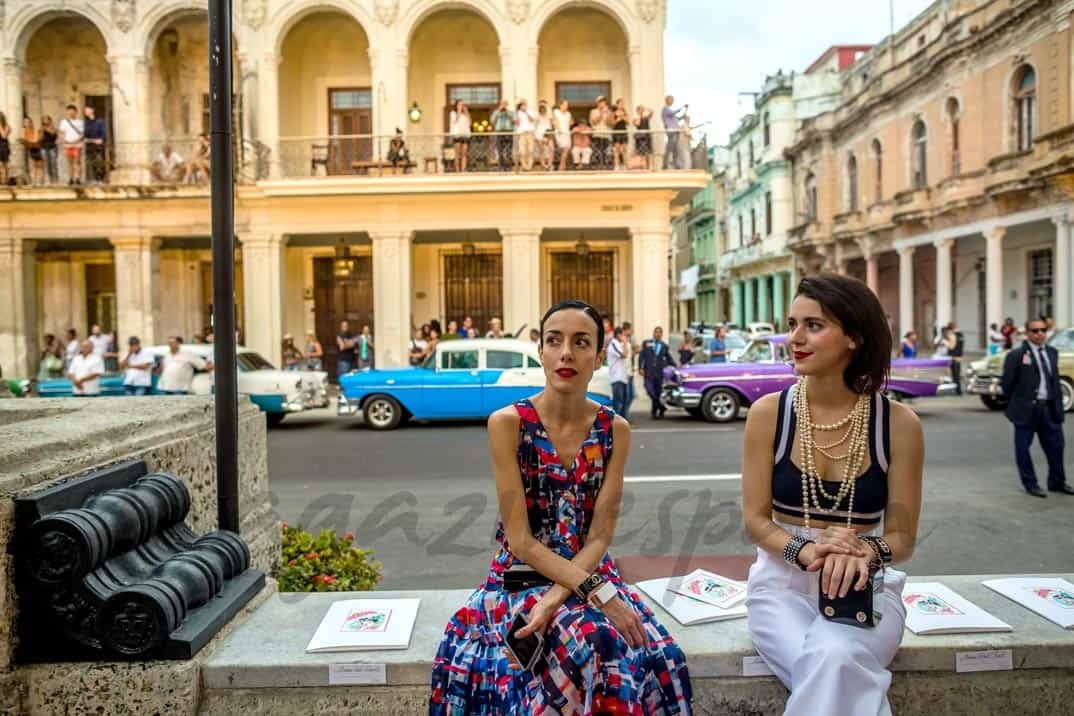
[429,299,692,714]
[37,334,65,381]
[336,320,357,377]
[677,331,694,365]
[63,328,79,371]
[709,325,730,363]
[67,340,105,396]
[1001,318,1072,498]
[638,326,676,419]
[621,321,637,419]
[357,325,375,370]
[946,322,964,395]
[607,326,629,416]
[742,273,923,716]
[1001,317,1016,350]
[119,336,154,395]
[304,332,324,370]
[282,334,303,370]
[899,330,918,358]
[987,323,1005,356]
[157,336,208,395]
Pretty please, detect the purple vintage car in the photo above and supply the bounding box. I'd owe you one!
[662,334,957,423]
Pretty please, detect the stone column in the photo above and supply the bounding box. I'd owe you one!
[985,227,1006,332]
[757,275,770,323]
[934,238,955,330]
[108,53,152,184]
[111,236,161,346]
[772,272,786,329]
[743,278,756,324]
[0,236,36,378]
[897,246,915,338]
[856,236,879,295]
[3,58,25,180]
[242,234,286,361]
[258,53,281,179]
[630,227,671,336]
[1052,215,1072,328]
[732,281,745,326]
[371,231,413,368]
[501,228,541,336]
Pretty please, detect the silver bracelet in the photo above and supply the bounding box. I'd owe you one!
[783,535,813,571]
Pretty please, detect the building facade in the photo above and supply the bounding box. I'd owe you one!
[0,0,707,379]
[786,0,1074,350]
[674,145,729,328]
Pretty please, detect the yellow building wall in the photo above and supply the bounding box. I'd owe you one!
[279,12,372,137]
[22,18,110,120]
[537,8,631,109]
[406,11,501,135]
[149,16,211,140]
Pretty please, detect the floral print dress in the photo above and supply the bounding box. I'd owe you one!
[429,399,692,715]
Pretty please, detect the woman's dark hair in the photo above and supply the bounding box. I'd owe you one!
[795,273,891,393]
[539,300,604,354]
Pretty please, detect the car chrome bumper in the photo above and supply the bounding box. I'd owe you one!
[337,396,360,416]
[935,381,959,397]
[967,375,1002,397]
[662,386,702,409]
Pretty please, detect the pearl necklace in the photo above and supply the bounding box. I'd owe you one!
[794,376,871,529]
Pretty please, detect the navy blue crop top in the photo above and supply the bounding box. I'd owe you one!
[771,385,891,527]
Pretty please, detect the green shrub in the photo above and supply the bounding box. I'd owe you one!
[276,523,383,592]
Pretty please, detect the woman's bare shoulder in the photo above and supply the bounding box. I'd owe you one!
[488,404,521,431]
[747,392,782,425]
[888,400,923,442]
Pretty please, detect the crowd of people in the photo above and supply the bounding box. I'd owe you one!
[0,104,110,186]
[444,94,691,173]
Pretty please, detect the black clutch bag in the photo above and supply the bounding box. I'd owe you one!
[503,567,553,593]
[818,571,883,628]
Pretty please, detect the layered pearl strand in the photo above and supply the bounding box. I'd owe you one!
[794,376,871,530]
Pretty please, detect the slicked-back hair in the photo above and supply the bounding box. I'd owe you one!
[795,273,892,393]
[539,300,605,354]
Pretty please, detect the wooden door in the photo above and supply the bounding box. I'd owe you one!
[549,251,615,321]
[84,263,116,334]
[314,256,374,377]
[329,88,372,174]
[443,253,503,336]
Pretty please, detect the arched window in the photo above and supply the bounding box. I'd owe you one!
[1013,65,1036,151]
[946,97,961,175]
[911,120,927,189]
[871,139,883,202]
[846,154,859,211]
[805,172,817,220]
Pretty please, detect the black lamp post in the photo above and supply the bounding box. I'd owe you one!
[209,0,239,533]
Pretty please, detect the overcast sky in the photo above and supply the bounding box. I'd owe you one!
[665,0,936,144]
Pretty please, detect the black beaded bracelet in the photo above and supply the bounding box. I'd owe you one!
[783,535,813,571]
[861,536,893,565]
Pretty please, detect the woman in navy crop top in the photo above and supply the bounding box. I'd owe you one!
[741,274,924,716]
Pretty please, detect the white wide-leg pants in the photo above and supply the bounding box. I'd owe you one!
[746,524,907,716]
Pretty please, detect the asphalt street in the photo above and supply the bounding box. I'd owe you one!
[267,395,1074,590]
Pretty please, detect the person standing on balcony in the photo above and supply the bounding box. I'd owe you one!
[611,100,630,171]
[570,119,593,168]
[515,100,536,171]
[0,113,10,186]
[21,117,44,185]
[449,100,471,172]
[552,99,572,171]
[534,101,554,170]
[661,96,687,170]
[492,99,515,171]
[188,133,211,184]
[59,105,84,186]
[83,106,107,184]
[589,96,612,168]
[151,144,186,183]
[40,116,59,185]
[633,105,653,170]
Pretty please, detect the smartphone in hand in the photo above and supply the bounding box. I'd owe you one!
[505,612,547,673]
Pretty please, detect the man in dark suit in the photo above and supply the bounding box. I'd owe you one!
[1001,318,1072,497]
[637,326,676,419]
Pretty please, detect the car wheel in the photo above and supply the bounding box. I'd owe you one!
[1061,379,1074,413]
[981,395,1006,411]
[686,407,704,420]
[266,412,286,428]
[363,394,404,430]
[701,388,740,423]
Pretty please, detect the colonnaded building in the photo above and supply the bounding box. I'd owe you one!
[0,0,706,378]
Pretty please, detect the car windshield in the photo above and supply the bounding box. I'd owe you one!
[736,340,773,363]
[1049,329,1074,350]
[725,333,747,349]
[238,352,275,371]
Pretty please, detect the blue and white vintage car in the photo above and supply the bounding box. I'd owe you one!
[37,344,329,427]
[338,338,613,429]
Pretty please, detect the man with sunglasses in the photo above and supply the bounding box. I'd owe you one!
[1001,318,1072,497]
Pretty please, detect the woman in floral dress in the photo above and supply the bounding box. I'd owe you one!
[429,300,692,715]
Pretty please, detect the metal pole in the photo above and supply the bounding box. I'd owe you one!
[209,0,239,533]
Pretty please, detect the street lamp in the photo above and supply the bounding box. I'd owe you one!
[575,236,590,256]
[408,102,422,123]
[333,238,355,279]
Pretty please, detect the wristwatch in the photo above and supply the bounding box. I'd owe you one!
[576,572,605,600]
[588,581,617,608]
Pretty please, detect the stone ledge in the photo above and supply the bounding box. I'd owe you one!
[203,573,1074,691]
